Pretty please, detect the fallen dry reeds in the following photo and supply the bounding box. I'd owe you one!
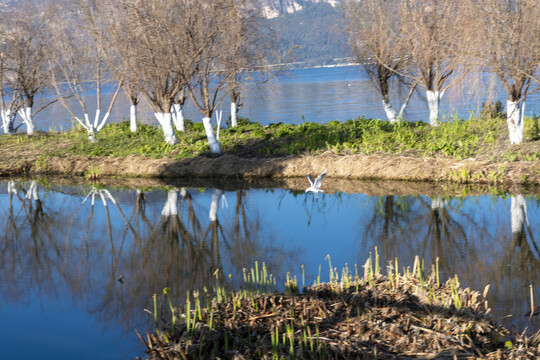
[140,255,540,359]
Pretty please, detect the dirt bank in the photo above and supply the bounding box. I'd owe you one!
[2,149,540,189]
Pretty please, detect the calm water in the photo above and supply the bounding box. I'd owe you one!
[1,179,540,359]
[31,66,540,132]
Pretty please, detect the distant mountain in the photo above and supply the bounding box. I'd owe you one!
[265,1,351,67]
[261,0,340,19]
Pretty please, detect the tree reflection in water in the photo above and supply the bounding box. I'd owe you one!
[2,181,540,352]
[361,193,540,330]
[0,182,295,336]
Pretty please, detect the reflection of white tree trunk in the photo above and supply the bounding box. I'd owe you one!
[26,181,39,201]
[209,190,221,222]
[7,180,18,196]
[511,195,527,235]
[162,190,178,217]
[82,187,117,207]
[431,197,445,210]
[510,194,540,260]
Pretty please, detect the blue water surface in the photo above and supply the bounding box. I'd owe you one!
[1,180,540,359]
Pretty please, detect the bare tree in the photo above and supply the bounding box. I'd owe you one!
[343,0,416,124]
[0,54,20,135]
[183,0,236,153]
[221,1,272,128]
[0,1,53,135]
[101,0,203,146]
[183,0,272,152]
[466,0,540,144]
[397,0,468,126]
[48,0,123,143]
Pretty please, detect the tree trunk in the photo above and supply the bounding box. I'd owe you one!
[87,125,97,143]
[130,104,137,133]
[172,103,185,132]
[230,102,238,127]
[162,189,178,216]
[202,117,221,154]
[426,90,442,126]
[154,112,178,145]
[18,107,35,135]
[506,99,524,145]
[1,110,15,134]
[382,99,397,124]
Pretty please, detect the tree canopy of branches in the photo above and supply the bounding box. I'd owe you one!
[183,0,267,153]
[222,1,273,127]
[343,0,416,124]
[0,0,52,135]
[466,0,540,144]
[398,0,468,126]
[101,0,199,146]
[49,0,123,143]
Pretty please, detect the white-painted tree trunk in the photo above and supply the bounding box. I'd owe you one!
[17,107,35,135]
[154,112,178,145]
[87,124,97,143]
[73,109,112,143]
[130,104,138,133]
[209,189,224,222]
[202,117,221,154]
[171,104,185,132]
[426,90,443,126]
[506,99,524,145]
[162,190,178,216]
[230,102,238,127]
[382,99,397,124]
[1,109,16,134]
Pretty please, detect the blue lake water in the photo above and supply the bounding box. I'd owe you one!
[1,180,540,359]
[32,66,540,132]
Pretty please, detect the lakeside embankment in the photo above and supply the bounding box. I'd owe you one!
[1,118,539,189]
[2,148,539,189]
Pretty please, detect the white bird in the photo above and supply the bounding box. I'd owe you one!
[305,170,328,198]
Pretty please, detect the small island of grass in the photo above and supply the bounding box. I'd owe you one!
[142,255,540,359]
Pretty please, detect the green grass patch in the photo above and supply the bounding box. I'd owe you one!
[1,115,539,162]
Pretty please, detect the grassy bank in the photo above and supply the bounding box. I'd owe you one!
[3,115,539,160]
[142,255,540,359]
[1,116,539,184]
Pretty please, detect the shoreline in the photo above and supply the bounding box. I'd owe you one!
[2,151,540,189]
